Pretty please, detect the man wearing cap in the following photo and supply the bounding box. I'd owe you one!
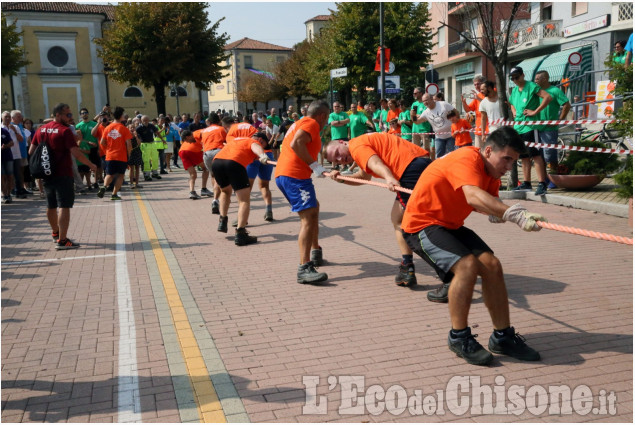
[508,66,552,196]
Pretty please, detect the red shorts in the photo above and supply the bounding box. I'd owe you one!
[179,150,203,170]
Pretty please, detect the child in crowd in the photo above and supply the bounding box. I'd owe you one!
[448,109,473,148]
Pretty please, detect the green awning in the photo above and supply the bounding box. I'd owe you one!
[536,45,593,84]
[513,54,549,81]
[455,73,475,82]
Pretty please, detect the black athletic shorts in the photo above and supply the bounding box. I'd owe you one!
[396,156,432,208]
[89,147,101,166]
[518,130,542,159]
[105,160,128,176]
[403,225,492,283]
[211,159,250,191]
[43,176,75,209]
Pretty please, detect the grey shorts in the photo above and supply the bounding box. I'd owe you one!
[403,225,492,283]
[203,149,222,174]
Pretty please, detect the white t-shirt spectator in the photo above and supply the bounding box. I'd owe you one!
[479,97,502,132]
[418,100,454,137]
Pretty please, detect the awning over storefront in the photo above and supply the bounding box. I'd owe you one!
[536,45,593,84]
[455,73,475,82]
[512,54,549,81]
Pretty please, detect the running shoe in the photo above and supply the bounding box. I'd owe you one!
[218,216,228,233]
[264,210,273,222]
[152,174,162,180]
[427,282,450,303]
[297,262,328,284]
[448,327,493,365]
[111,194,122,201]
[96,187,106,198]
[235,227,257,246]
[144,175,153,182]
[211,200,220,215]
[488,327,540,361]
[534,182,548,196]
[200,188,214,197]
[512,181,532,191]
[190,191,201,200]
[55,238,81,250]
[395,263,417,286]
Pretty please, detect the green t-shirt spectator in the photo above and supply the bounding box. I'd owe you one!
[76,120,98,146]
[398,108,413,141]
[75,140,91,166]
[380,109,388,132]
[349,111,371,139]
[372,110,382,132]
[411,101,433,134]
[267,115,281,126]
[328,111,349,140]
[540,86,569,131]
[509,80,541,134]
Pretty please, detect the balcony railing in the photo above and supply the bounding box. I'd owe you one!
[510,20,562,47]
[448,38,475,57]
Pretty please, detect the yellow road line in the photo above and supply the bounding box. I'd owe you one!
[135,192,226,423]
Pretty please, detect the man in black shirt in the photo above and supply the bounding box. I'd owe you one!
[189,112,206,132]
[136,115,164,181]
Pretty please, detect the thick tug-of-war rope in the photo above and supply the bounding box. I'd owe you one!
[265,160,632,245]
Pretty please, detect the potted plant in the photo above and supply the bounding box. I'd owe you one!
[548,140,622,189]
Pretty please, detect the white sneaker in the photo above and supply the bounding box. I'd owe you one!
[189,191,201,200]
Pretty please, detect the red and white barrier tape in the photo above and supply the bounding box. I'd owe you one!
[490,118,618,126]
[525,142,633,155]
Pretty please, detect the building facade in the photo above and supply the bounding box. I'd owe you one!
[1,2,204,121]
[305,15,330,42]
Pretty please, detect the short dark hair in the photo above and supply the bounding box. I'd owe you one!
[80,108,89,114]
[446,109,459,119]
[221,116,234,126]
[483,127,526,155]
[209,112,220,125]
[180,130,193,139]
[113,106,125,120]
[253,131,268,142]
[483,80,496,90]
[52,103,69,116]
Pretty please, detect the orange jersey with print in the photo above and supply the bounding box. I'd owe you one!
[195,125,226,151]
[214,137,258,168]
[102,122,132,162]
[274,118,322,180]
[226,123,256,143]
[402,146,500,232]
[179,138,203,153]
[349,133,428,180]
[452,119,473,147]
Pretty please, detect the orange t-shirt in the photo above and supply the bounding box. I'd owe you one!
[274,117,322,180]
[94,124,107,157]
[226,123,256,143]
[179,138,203,153]
[386,108,401,133]
[214,137,258,168]
[195,125,226,151]
[451,119,473,147]
[102,122,132,162]
[467,97,482,135]
[348,133,428,180]
[402,146,500,232]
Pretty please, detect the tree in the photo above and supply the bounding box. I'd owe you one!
[237,73,274,112]
[436,2,528,119]
[305,29,339,99]
[310,3,434,104]
[96,2,230,116]
[274,41,315,110]
[1,14,30,77]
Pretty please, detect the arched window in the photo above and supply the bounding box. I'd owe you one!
[170,86,188,97]
[123,87,143,97]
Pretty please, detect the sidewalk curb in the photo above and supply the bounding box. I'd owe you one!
[499,190,630,218]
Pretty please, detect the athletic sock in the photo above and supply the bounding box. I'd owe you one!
[494,327,512,338]
[450,327,469,338]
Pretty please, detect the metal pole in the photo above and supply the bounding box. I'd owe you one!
[330,77,333,107]
[379,3,385,97]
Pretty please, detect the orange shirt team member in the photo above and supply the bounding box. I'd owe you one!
[225,118,257,143]
[461,75,485,147]
[325,133,431,287]
[401,127,547,366]
[97,106,132,201]
[448,110,473,148]
[179,130,208,200]
[274,100,331,285]
[385,99,401,135]
[212,132,269,246]
[198,113,232,212]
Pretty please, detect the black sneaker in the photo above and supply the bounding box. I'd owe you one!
[160,170,168,175]
[144,175,153,182]
[218,216,228,233]
[488,327,540,361]
[152,174,162,180]
[427,282,449,303]
[264,210,273,222]
[211,200,220,215]
[512,181,532,191]
[297,262,328,284]
[448,328,494,365]
[55,238,81,250]
[92,183,99,190]
[235,227,257,246]
[96,186,107,198]
[534,182,548,196]
[310,247,323,266]
[395,263,417,286]
[110,194,122,201]
[200,188,214,197]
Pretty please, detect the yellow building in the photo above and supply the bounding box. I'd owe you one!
[1,2,204,122]
[209,37,293,115]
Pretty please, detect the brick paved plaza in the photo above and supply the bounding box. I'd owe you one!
[1,169,632,423]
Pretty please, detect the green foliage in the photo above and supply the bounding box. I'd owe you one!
[604,56,633,138]
[1,14,30,77]
[561,141,621,176]
[613,159,633,199]
[96,2,230,115]
[275,41,317,101]
[305,3,433,101]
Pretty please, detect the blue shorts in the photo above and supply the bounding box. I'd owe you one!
[246,152,274,181]
[275,175,318,213]
[539,130,559,164]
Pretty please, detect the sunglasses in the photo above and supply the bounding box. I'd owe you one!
[80,111,88,115]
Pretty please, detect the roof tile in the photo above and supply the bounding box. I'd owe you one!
[1,2,116,20]
[224,37,292,51]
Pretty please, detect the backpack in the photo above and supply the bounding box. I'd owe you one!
[29,140,55,179]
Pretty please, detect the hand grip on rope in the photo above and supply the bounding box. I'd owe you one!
[266,160,632,245]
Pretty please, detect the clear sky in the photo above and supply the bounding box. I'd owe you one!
[210,1,336,47]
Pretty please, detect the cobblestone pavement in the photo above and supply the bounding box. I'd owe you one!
[1,168,632,423]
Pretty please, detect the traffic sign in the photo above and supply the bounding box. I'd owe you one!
[426,83,439,95]
[569,65,581,71]
[568,52,582,66]
[387,62,395,74]
[330,67,348,78]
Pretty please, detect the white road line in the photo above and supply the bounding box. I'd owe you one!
[115,202,142,423]
[1,253,122,265]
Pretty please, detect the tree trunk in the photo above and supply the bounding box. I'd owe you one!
[154,82,167,116]
[493,64,518,189]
